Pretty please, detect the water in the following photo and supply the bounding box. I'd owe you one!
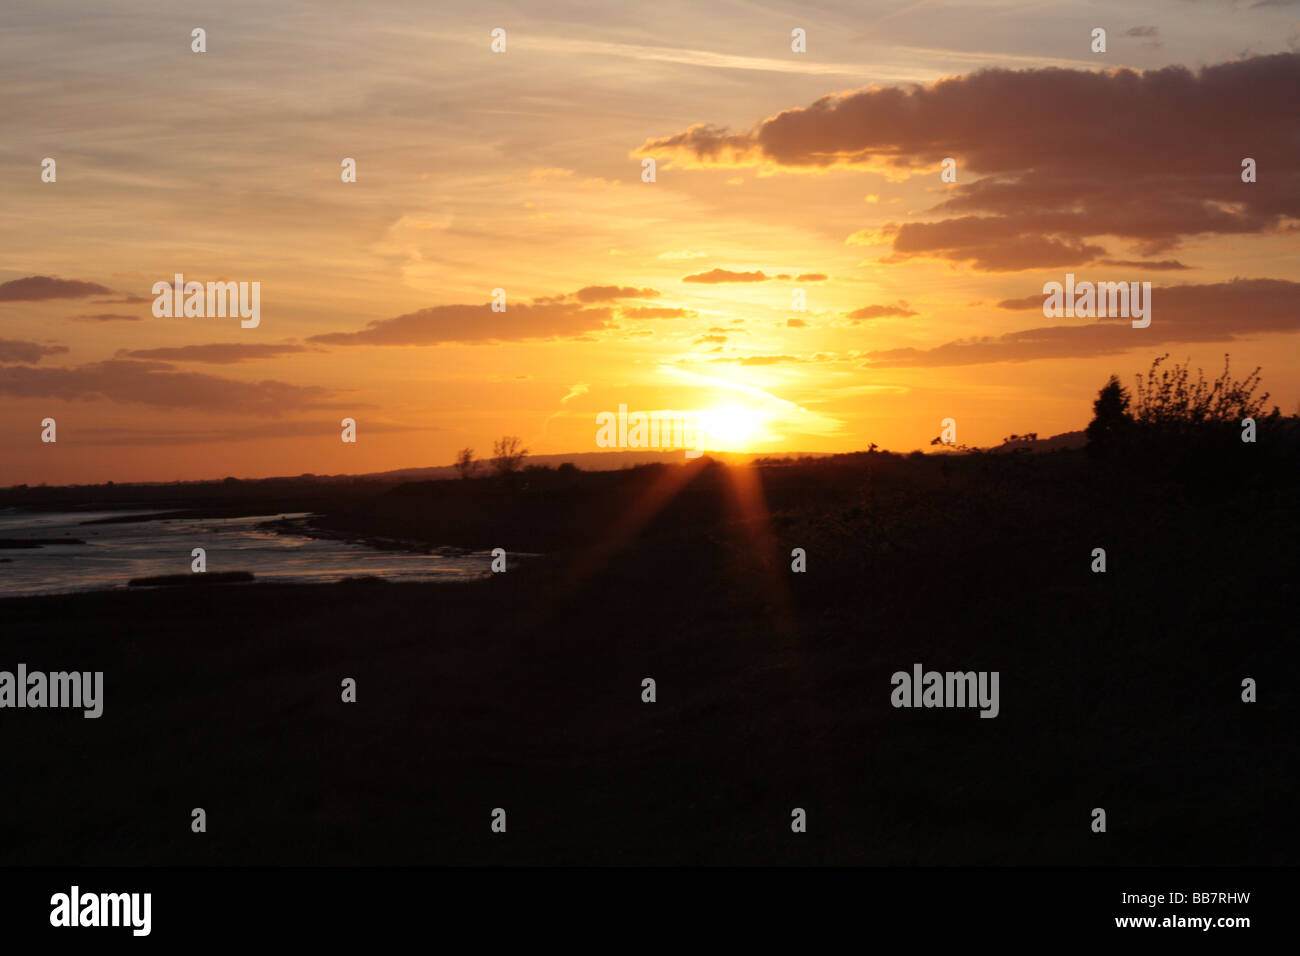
[0,509,494,598]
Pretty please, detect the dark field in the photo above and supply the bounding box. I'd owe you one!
[1,444,1294,865]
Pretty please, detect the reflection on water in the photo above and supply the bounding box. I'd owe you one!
[0,509,494,598]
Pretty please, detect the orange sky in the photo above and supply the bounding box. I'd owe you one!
[2,1,1297,484]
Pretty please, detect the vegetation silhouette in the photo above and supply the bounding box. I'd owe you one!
[454,447,477,480]
[1085,353,1292,495]
[491,435,529,475]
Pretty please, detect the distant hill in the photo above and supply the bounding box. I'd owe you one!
[1,440,1093,501]
[0,449,824,504]
[364,449,825,482]
[986,430,1087,453]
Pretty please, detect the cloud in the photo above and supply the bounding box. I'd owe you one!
[115,343,309,364]
[881,225,1109,272]
[787,318,808,327]
[1095,259,1191,271]
[642,55,1300,269]
[0,276,115,301]
[695,334,728,343]
[865,278,1300,367]
[795,273,828,282]
[0,359,334,414]
[91,295,151,305]
[0,339,68,363]
[848,301,918,320]
[639,124,758,167]
[309,298,614,346]
[683,268,769,283]
[540,36,895,79]
[573,285,659,302]
[71,313,144,322]
[622,306,695,319]
[67,420,430,447]
[1124,26,1162,48]
[560,382,589,404]
[996,293,1049,311]
[711,354,803,365]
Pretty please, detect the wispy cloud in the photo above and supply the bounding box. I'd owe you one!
[116,343,310,364]
[864,278,1300,367]
[0,359,337,414]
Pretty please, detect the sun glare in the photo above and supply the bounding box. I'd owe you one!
[696,405,764,450]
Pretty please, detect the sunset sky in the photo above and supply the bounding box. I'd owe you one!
[2,0,1297,485]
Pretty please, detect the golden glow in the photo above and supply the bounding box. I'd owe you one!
[2,11,1296,487]
[696,405,764,450]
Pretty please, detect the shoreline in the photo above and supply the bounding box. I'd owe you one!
[255,513,482,558]
[0,507,515,601]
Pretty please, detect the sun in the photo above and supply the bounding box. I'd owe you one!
[696,405,764,450]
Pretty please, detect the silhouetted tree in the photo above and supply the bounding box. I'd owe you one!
[491,436,528,475]
[1085,375,1134,454]
[454,448,477,479]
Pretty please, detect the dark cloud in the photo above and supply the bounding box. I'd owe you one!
[638,123,753,163]
[91,295,151,305]
[573,285,659,302]
[0,339,68,363]
[996,293,1048,310]
[0,276,115,301]
[881,222,1108,272]
[642,55,1300,270]
[865,278,1300,367]
[1125,26,1159,37]
[848,301,918,320]
[116,343,309,364]
[1096,259,1191,271]
[683,268,769,283]
[71,313,143,322]
[0,359,334,414]
[309,298,613,346]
